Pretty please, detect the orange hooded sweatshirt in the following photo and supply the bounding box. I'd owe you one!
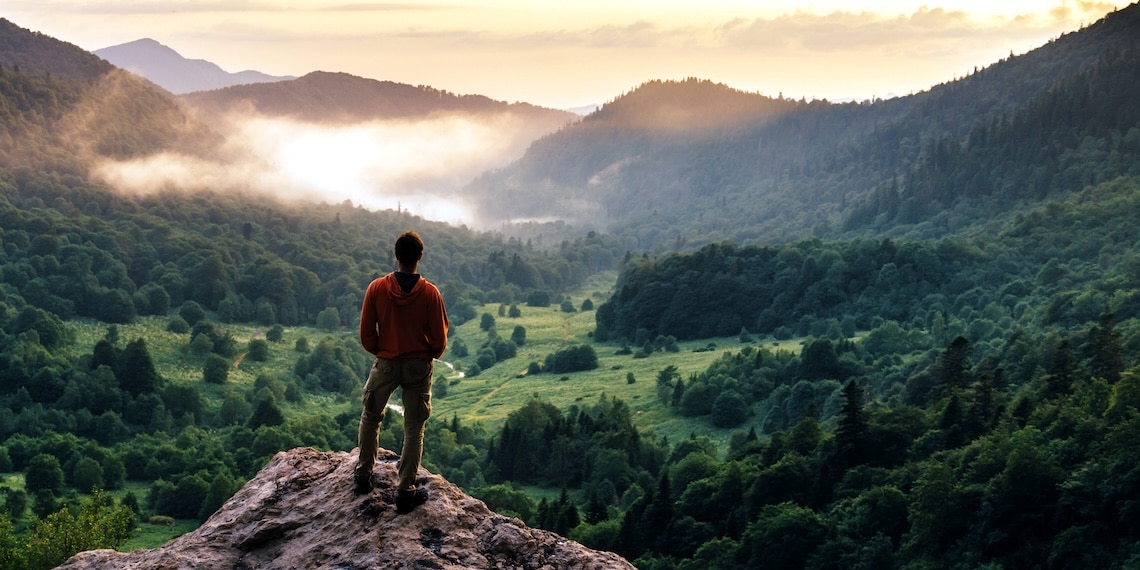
[359,272,448,360]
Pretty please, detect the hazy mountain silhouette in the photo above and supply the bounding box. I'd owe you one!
[180,70,577,125]
[463,4,1140,247]
[94,38,294,94]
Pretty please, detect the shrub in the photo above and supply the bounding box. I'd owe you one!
[167,316,190,334]
[526,290,552,307]
[203,354,230,384]
[480,313,496,331]
[179,302,206,327]
[543,345,599,373]
[247,339,270,362]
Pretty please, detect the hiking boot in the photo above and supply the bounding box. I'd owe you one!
[354,472,373,495]
[396,487,429,514]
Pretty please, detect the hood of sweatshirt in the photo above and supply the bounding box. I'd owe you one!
[386,272,424,305]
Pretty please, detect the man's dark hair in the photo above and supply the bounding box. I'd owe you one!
[394,231,424,266]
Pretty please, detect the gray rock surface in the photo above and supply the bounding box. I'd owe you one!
[57,447,635,569]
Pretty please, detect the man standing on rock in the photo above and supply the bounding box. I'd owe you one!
[356,230,449,514]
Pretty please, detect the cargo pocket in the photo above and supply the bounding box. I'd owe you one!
[362,362,393,406]
[418,392,432,421]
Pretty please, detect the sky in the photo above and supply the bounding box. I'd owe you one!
[2,0,1131,110]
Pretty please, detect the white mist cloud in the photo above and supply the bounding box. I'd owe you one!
[92,111,547,226]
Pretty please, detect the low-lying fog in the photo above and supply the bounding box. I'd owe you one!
[92,110,557,227]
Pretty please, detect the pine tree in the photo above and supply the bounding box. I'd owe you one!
[937,336,972,397]
[641,472,673,553]
[671,378,685,407]
[1044,340,1077,398]
[616,492,649,560]
[91,338,118,372]
[969,357,1001,435]
[117,338,161,396]
[836,380,868,468]
[246,396,285,428]
[584,487,609,524]
[1088,313,1124,383]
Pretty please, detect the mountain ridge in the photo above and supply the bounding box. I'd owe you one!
[180,70,578,125]
[93,38,294,94]
[0,18,112,82]
[464,3,1140,248]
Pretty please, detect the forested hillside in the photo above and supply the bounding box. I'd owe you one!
[0,17,626,569]
[467,4,1140,249]
[180,71,577,125]
[2,7,1140,570]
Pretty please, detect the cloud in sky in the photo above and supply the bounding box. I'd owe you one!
[6,0,1130,106]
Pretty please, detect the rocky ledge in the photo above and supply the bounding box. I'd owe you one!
[58,447,635,569]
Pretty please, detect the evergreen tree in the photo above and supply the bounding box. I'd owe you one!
[247,396,286,429]
[1044,339,1077,398]
[657,365,680,404]
[117,338,162,396]
[553,487,581,535]
[938,393,966,449]
[937,336,972,398]
[585,487,609,524]
[510,325,527,347]
[641,472,673,553]
[90,338,118,372]
[1088,313,1124,383]
[836,380,868,468]
[617,492,650,561]
[969,360,1000,436]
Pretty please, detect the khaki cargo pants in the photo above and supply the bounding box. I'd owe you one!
[356,357,433,491]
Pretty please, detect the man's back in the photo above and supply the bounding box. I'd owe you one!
[358,271,447,360]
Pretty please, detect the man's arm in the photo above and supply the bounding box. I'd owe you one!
[359,281,380,355]
[426,287,449,359]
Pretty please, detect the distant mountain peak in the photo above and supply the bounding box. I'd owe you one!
[93,38,294,94]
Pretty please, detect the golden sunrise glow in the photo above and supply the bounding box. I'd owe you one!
[4,1,1129,109]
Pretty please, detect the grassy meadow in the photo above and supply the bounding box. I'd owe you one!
[46,270,813,464]
[58,270,805,452]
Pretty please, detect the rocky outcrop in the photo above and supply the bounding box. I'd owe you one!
[57,447,635,570]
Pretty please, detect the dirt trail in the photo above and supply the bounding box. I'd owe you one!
[473,379,512,408]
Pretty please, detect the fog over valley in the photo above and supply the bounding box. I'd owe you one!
[91,110,551,226]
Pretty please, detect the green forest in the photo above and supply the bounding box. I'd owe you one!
[1,6,1140,570]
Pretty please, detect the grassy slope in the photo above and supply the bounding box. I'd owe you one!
[38,272,808,549]
[434,272,799,446]
[61,271,798,447]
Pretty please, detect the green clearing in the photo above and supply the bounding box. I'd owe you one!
[61,271,805,453]
[119,518,198,552]
[432,272,805,449]
[65,317,359,420]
